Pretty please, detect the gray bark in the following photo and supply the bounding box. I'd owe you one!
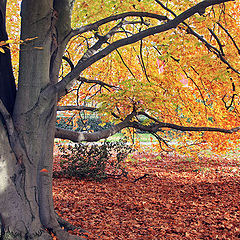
[0,0,83,239]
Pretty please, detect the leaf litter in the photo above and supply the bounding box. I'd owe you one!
[53,151,240,239]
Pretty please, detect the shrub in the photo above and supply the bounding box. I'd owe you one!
[53,141,133,181]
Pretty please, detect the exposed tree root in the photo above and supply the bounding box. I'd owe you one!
[53,212,90,240]
[53,228,87,240]
[55,212,87,233]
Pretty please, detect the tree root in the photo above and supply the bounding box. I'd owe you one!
[55,212,87,233]
[54,212,92,240]
[53,228,87,240]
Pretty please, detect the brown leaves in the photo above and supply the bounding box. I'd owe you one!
[53,151,240,239]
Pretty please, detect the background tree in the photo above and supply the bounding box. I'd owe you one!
[0,0,239,239]
[0,0,16,115]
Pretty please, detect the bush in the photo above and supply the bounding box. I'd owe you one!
[53,141,133,181]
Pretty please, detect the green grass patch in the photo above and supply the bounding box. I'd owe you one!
[107,133,158,143]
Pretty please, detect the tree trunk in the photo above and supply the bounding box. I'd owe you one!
[0,1,82,239]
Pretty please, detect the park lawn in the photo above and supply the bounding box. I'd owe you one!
[106,133,158,143]
[53,151,240,239]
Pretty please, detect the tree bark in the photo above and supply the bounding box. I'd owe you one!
[0,0,83,239]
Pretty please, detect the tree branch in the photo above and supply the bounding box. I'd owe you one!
[55,111,136,142]
[186,25,240,74]
[155,0,239,74]
[69,12,168,39]
[156,122,240,133]
[79,77,118,89]
[55,105,240,145]
[57,106,97,112]
[59,55,119,98]
[208,27,225,56]
[54,0,233,95]
[115,49,136,79]
[217,21,240,55]
[136,111,240,134]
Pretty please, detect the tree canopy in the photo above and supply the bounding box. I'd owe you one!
[4,1,240,156]
[24,0,240,155]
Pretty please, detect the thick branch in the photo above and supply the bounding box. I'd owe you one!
[55,111,136,142]
[54,0,232,94]
[137,111,240,134]
[57,106,97,112]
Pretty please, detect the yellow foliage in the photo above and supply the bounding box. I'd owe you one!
[6,0,240,155]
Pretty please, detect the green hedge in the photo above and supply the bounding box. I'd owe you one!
[56,117,112,132]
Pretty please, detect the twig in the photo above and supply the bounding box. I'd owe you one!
[133,173,149,182]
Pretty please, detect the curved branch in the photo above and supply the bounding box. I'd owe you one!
[55,111,136,142]
[217,22,240,55]
[69,12,168,38]
[54,0,232,94]
[62,55,74,70]
[222,82,237,110]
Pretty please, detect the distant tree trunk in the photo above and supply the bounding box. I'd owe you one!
[0,0,16,115]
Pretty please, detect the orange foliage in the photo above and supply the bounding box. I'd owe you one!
[63,0,240,156]
[6,0,240,155]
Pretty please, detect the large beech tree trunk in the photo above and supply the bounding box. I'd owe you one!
[0,1,82,239]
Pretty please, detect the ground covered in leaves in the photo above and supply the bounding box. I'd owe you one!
[53,151,240,239]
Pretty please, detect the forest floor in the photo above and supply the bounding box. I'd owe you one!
[53,150,240,240]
